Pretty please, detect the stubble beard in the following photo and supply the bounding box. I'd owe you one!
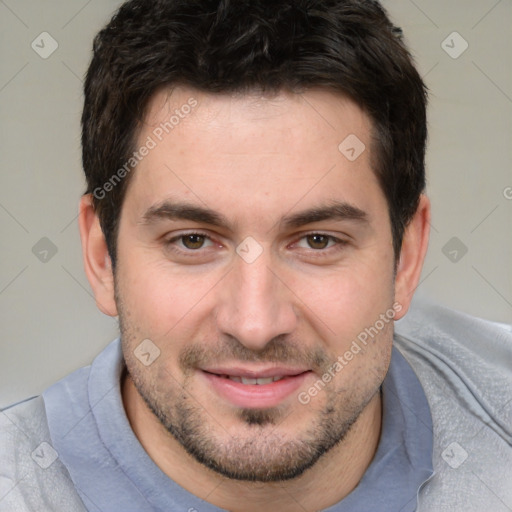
[116,285,389,482]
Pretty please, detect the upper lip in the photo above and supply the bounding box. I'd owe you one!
[201,366,311,378]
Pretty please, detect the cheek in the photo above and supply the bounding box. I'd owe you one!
[292,260,395,341]
[117,256,224,337]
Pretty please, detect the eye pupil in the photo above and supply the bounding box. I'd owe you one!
[307,234,329,250]
[182,234,205,249]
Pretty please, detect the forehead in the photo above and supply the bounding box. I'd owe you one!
[124,86,386,229]
[143,86,371,152]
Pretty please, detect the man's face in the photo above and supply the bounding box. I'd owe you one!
[115,87,397,481]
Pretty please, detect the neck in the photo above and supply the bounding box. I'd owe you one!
[123,374,382,512]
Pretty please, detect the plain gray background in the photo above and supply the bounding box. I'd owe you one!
[1,0,511,407]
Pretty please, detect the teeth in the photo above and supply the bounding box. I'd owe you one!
[226,376,285,385]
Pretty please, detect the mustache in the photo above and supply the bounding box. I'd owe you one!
[178,334,332,373]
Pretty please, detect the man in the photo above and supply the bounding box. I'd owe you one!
[1,0,511,511]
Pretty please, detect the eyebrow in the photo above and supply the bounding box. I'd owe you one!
[140,200,369,230]
[281,201,369,229]
[140,201,231,229]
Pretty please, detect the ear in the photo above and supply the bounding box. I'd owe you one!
[393,194,431,320]
[78,194,118,317]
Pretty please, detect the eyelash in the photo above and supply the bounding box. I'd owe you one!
[164,231,348,255]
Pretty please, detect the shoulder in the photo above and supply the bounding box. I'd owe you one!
[0,396,86,512]
[394,298,512,511]
[394,297,512,438]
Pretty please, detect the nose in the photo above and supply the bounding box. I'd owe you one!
[215,251,298,352]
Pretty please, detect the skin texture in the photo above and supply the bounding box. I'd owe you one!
[79,87,430,511]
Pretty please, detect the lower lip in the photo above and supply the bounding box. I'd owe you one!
[201,371,312,409]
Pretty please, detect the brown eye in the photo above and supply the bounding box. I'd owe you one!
[181,234,206,249]
[306,234,330,250]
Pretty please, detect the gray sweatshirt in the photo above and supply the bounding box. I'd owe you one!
[1,298,511,511]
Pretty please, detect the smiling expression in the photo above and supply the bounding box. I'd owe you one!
[113,86,398,481]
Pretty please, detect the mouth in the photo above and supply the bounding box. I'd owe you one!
[199,367,313,409]
[215,375,287,385]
